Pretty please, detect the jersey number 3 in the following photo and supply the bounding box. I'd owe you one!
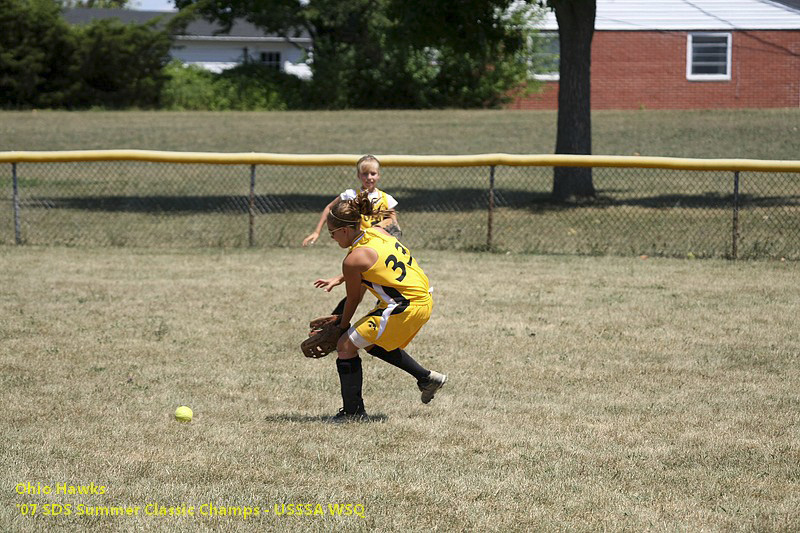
[385,242,413,282]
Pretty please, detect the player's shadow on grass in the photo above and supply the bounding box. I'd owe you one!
[264,413,388,424]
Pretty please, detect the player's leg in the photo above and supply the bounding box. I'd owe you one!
[349,305,447,405]
[331,297,366,418]
[366,345,428,380]
[366,345,447,404]
[333,334,366,419]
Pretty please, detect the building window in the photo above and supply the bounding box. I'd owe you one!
[530,32,559,81]
[687,33,731,81]
[260,52,281,71]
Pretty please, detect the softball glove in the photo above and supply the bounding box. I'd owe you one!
[301,315,346,358]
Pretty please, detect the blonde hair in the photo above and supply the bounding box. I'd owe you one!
[328,190,390,230]
[356,154,380,174]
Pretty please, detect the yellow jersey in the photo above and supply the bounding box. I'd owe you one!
[349,228,431,308]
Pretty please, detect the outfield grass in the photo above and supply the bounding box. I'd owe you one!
[1,246,798,531]
[1,108,799,159]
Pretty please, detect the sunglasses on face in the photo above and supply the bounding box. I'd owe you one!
[328,226,346,238]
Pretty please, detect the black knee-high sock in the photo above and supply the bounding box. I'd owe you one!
[336,357,363,414]
[367,346,430,382]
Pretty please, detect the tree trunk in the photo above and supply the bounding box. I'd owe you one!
[552,0,596,202]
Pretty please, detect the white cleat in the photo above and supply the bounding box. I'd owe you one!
[419,371,447,404]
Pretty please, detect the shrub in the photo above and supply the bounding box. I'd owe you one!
[160,61,310,111]
[159,61,219,110]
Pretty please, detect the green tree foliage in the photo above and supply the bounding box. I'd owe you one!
[0,0,171,109]
[159,61,219,110]
[387,1,543,108]
[174,0,542,108]
[216,63,307,110]
[160,61,306,110]
[0,0,81,108]
[73,17,172,108]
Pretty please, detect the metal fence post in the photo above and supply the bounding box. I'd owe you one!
[249,164,256,247]
[12,163,21,245]
[732,170,740,260]
[487,165,495,250]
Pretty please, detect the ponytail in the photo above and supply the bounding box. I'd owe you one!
[328,190,391,229]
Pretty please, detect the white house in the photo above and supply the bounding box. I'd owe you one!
[63,8,312,78]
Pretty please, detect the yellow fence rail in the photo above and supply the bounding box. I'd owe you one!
[3,150,800,172]
[3,152,799,259]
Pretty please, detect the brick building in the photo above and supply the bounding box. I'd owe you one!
[511,0,800,110]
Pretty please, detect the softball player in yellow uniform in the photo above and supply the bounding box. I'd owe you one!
[302,155,400,247]
[313,191,446,420]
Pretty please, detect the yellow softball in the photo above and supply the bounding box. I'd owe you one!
[174,405,193,423]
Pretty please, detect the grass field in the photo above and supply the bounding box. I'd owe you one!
[1,110,799,529]
[1,109,799,159]
[2,246,799,531]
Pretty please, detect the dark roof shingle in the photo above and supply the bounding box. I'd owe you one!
[62,8,309,41]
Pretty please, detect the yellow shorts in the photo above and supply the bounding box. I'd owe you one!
[348,300,432,351]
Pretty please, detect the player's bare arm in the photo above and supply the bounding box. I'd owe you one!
[338,247,377,327]
[313,274,345,292]
[303,197,341,246]
[376,209,400,230]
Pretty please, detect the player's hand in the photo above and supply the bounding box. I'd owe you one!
[302,232,319,247]
[313,276,344,292]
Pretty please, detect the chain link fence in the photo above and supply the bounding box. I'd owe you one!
[2,153,799,259]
